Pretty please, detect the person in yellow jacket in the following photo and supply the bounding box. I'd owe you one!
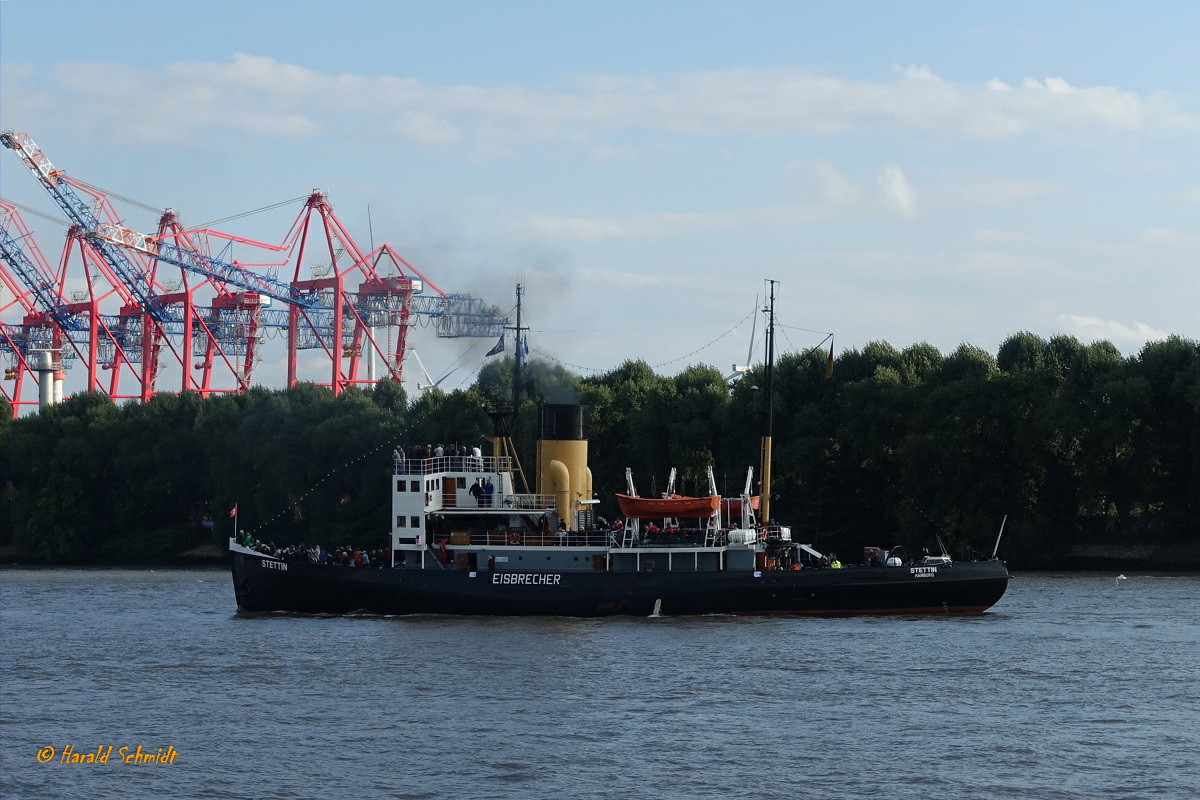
[829,553,842,569]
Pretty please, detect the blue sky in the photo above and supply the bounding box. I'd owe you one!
[4,1,1200,395]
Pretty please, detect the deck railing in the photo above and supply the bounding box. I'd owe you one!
[509,493,556,510]
[431,528,745,549]
[395,455,512,475]
[437,529,620,548]
[432,492,556,510]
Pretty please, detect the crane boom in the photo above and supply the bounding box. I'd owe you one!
[410,293,507,337]
[1,130,171,322]
[90,223,314,309]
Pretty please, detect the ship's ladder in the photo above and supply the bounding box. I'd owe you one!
[621,467,641,547]
[702,465,722,547]
[622,517,641,548]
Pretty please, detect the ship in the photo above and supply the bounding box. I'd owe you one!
[230,284,1011,616]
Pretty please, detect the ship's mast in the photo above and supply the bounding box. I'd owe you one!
[759,280,777,526]
[488,284,531,492]
[512,284,524,413]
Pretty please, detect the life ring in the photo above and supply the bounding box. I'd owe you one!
[508,531,522,546]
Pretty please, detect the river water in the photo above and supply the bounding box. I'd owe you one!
[2,568,1197,799]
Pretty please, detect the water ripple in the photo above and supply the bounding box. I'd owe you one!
[3,569,1199,799]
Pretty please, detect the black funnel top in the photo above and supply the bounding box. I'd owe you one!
[539,404,587,441]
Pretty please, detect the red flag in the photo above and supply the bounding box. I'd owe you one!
[229,504,238,518]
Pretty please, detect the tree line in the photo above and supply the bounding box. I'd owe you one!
[2,330,1198,567]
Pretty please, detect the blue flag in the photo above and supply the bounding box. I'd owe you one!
[485,335,505,357]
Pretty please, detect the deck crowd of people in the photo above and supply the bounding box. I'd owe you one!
[392,443,484,474]
[239,532,391,567]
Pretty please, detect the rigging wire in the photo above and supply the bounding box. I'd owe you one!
[5,200,70,227]
[778,323,835,337]
[528,307,757,375]
[536,317,749,334]
[780,330,833,366]
[73,177,307,232]
[529,348,603,375]
[779,325,809,356]
[8,188,306,234]
[652,307,757,369]
[247,439,395,538]
[196,195,310,230]
[429,335,489,388]
[70,178,163,214]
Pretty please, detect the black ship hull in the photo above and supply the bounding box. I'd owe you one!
[231,550,1011,617]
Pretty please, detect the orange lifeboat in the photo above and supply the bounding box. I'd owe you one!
[615,494,721,519]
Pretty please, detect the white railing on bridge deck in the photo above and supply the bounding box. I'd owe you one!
[395,455,512,475]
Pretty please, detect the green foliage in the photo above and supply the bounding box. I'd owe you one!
[938,344,998,382]
[3,332,1199,565]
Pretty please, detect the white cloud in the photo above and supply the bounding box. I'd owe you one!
[812,160,862,205]
[524,161,1061,242]
[796,160,922,219]
[1058,314,1171,349]
[902,65,942,82]
[933,178,1058,208]
[1137,227,1200,246]
[973,228,1031,244]
[524,206,823,241]
[10,56,1196,150]
[527,214,654,241]
[389,114,464,146]
[956,249,1054,277]
[576,266,667,289]
[877,165,917,219]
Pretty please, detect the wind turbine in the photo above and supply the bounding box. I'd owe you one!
[409,349,442,393]
[727,295,760,384]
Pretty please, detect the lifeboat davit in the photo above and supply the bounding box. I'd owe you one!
[720,496,760,515]
[615,494,721,519]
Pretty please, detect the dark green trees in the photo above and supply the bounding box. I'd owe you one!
[3,334,1198,565]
